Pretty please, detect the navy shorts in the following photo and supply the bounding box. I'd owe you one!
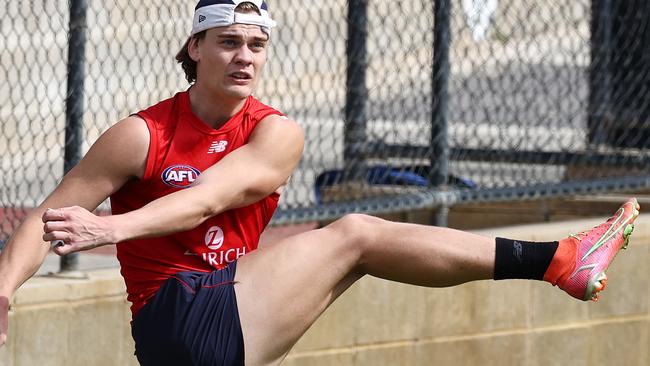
[131,262,244,366]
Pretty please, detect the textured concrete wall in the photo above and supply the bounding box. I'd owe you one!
[1,269,137,366]
[1,213,648,366]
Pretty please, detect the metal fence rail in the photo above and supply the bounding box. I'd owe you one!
[2,1,650,265]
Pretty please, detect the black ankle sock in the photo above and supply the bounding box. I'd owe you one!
[494,237,559,280]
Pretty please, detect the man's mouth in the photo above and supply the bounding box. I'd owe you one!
[230,72,252,80]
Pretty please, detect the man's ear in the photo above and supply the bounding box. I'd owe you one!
[188,37,201,62]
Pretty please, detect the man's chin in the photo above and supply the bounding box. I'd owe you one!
[224,86,255,99]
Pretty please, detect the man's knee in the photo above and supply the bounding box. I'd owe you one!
[327,213,386,246]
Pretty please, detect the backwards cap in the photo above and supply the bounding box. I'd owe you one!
[191,0,277,36]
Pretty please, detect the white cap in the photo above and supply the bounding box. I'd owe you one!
[191,0,277,36]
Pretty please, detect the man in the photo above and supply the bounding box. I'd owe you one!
[0,1,641,365]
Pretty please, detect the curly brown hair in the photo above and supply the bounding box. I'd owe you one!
[175,2,263,84]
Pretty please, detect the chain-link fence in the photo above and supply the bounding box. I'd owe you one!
[2,1,650,245]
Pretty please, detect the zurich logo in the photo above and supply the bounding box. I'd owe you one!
[205,226,225,250]
[161,165,201,188]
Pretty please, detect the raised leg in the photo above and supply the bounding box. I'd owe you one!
[233,214,495,365]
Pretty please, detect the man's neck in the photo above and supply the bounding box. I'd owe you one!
[188,86,248,129]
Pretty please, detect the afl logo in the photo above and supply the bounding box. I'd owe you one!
[161,165,201,188]
[205,226,225,250]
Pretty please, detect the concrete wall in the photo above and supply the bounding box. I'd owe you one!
[1,212,649,365]
[1,270,136,366]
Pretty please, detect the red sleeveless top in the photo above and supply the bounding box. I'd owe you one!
[111,90,283,316]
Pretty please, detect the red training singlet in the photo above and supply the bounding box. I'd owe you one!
[110,90,284,316]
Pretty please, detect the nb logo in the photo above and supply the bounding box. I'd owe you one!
[208,140,228,154]
[513,241,523,263]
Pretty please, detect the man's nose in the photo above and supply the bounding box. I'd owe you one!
[234,45,254,64]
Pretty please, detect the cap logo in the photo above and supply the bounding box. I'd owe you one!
[190,1,276,36]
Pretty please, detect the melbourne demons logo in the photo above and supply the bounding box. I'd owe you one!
[161,165,201,188]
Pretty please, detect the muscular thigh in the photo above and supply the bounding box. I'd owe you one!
[234,225,362,366]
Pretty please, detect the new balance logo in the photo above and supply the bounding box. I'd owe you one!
[208,140,228,154]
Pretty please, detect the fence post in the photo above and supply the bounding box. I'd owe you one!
[344,0,368,171]
[587,0,612,146]
[430,0,452,226]
[589,1,650,148]
[60,0,88,273]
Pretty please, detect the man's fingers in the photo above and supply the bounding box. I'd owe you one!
[41,206,107,253]
[52,242,77,256]
[43,231,64,243]
[43,220,69,234]
[1,296,9,348]
[52,243,68,255]
[42,208,66,223]
[42,222,72,242]
[51,240,65,249]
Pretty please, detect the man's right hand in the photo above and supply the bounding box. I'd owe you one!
[42,207,118,255]
[0,295,9,347]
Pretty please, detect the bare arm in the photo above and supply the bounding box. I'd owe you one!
[43,115,304,253]
[0,116,148,345]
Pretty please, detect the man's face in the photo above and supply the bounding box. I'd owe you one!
[191,23,269,100]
